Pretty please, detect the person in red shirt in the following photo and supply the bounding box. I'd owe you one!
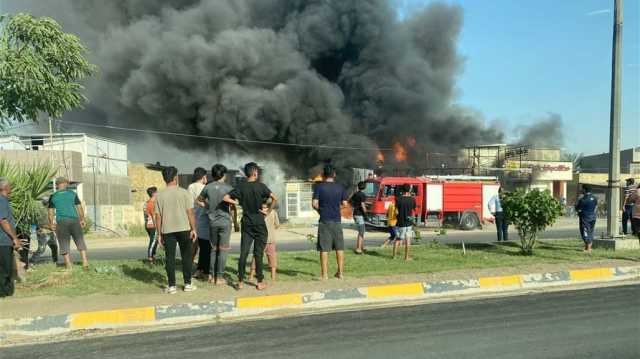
[144,187,159,263]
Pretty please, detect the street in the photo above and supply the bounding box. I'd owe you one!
[47,221,582,262]
[3,284,638,358]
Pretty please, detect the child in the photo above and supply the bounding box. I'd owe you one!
[250,201,280,281]
[143,187,159,264]
[382,202,397,247]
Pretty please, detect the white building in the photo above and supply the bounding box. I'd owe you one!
[0,133,133,231]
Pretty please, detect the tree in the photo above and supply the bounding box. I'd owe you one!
[0,13,96,128]
[0,160,57,236]
[501,188,563,255]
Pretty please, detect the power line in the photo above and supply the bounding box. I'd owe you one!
[59,119,394,152]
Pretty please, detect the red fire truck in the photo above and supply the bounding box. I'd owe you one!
[363,176,500,230]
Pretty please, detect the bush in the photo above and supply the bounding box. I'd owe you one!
[502,189,563,255]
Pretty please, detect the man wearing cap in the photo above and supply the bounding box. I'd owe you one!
[48,177,89,269]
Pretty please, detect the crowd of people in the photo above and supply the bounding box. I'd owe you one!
[0,165,639,298]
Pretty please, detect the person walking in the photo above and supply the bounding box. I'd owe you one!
[144,187,159,264]
[488,187,508,242]
[48,177,89,270]
[31,199,58,264]
[0,178,20,297]
[228,162,277,290]
[350,181,367,254]
[394,184,416,261]
[622,178,636,236]
[155,166,198,294]
[188,167,209,277]
[197,164,237,286]
[312,164,348,280]
[575,185,597,252]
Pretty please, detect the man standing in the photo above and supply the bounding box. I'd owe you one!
[622,178,636,236]
[350,181,367,254]
[188,167,210,278]
[0,178,20,297]
[228,162,277,290]
[198,164,237,286]
[575,185,597,252]
[312,164,348,280]
[488,187,508,242]
[144,187,159,264]
[394,184,416,261]
[155,166,198,294]
[48,177,89,270]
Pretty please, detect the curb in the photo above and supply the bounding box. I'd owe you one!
[1,265,638,336]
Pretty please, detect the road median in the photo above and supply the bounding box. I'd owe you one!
[1,263,638,340]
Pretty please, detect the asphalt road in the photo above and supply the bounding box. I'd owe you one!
[4,284,638,359]
[48,225,580,262]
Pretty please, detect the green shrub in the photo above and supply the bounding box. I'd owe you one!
[502,188,563,255]
[0,161,56,236]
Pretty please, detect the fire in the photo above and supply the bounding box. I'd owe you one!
[393,142,408,162]
[377,151,385,163]
[407,136,417,148]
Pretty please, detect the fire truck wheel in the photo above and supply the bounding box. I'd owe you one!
[459,212,479,231]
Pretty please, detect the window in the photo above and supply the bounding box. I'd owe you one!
[363,182,380,198]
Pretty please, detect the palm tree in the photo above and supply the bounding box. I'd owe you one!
[0,160,56,236]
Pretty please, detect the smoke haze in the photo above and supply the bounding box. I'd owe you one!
[5,0,515,176]
[516,113,565,148]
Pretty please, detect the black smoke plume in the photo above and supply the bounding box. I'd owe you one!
[5,0,504,176]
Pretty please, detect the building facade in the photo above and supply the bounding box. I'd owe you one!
[0,133,135,231]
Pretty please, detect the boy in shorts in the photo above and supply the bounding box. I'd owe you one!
[394,184,416,261]
[250,201,280,281]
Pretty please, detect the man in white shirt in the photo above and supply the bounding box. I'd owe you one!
[488,187,508,242]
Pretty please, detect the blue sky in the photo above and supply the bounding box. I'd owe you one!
[395,0,639,156]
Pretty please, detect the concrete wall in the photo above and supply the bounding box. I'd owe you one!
[0,149,83,183]
[85,204,142,231]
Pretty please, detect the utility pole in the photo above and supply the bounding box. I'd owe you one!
[606,0,623,239]
[48,117,57,192]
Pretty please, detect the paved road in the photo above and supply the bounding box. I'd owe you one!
[4,284,638,358]
[46,225,580,262]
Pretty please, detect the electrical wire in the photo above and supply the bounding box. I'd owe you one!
[59,119,395,152]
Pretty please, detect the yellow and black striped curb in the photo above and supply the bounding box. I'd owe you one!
[1,265,638,336]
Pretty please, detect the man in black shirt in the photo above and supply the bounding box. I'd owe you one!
[350,181,367,254]
[227,162,277,290]
[394,184,416,261]
[312,165,348,280]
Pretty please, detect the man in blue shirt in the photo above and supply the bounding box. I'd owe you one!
[575,185,597,252]
[312,165,348,280]
[0,178,20,297]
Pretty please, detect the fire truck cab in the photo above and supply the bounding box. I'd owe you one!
[363,176,500,230]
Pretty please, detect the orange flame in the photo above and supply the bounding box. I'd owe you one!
[377,151,385,163]
[407,136,417,148]
[393,143,408,162]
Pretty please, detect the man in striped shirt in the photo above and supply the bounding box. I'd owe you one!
[622,178,636,236]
